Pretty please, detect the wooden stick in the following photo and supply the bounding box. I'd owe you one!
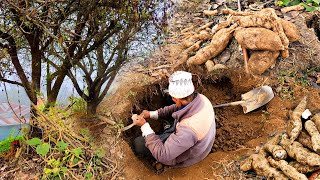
[243,48,249,74]
[237,0,250,74]
[237,0,241,11]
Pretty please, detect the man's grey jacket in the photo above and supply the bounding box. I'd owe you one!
[140,93,216,167]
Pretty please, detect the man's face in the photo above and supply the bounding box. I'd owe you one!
[172,97,183,108]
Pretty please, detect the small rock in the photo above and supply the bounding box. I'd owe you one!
[289,11,300,19]
[275,86,282,93]
[155,163,163,171]
[218,49,231,63]
[212,4,219,10]
[216,0,225,5]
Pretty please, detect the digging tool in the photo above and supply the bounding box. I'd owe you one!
[213,86,274,113]
[121,114,141,132]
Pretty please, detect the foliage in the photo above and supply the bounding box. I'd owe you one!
[27,137,86,179]
[23,105,116,179]
[277,0,320,11]
[0,130,24,155]
[0,0,170,115]
[68,96,86,113]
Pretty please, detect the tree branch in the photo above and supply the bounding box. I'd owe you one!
[67,69,88,101]
[0,29,36,103]
[0,77,23,86]
[97,71,117,104]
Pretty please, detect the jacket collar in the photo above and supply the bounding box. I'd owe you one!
[172,93,204,121]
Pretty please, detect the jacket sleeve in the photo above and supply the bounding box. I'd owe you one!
[144,125,197,165]
[156,104,178,119]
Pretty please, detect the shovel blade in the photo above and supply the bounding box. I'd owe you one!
[241,86,274,113]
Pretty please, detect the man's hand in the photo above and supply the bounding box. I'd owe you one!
[134,115,147,126]
[140,110,150,119]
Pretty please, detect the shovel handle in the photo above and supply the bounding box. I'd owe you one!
[213,101,245,108]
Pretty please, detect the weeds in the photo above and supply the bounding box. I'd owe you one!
[125,90,137,98]
[277,70,297,100]
[68,96,87,113]
[276,68,316,99]
[26,137,93,179]
[10,105,120,179]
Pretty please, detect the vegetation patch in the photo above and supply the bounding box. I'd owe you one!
[0,106,120,179]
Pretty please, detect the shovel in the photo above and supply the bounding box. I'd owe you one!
[213,86,274,113]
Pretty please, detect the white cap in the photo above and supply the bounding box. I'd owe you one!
[168,71,195,98]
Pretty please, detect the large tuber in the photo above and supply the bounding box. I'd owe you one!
[187,24,237,65]
[248,51,280,75]
[240,154,288,179]
[287,96,307,143]
[280,19,300,42]
[267,157,308,180]
[305,120,320,154]
[288,161,320,174]
[280,134,320,166]
[311,113,320,131]
[234,28,284,51]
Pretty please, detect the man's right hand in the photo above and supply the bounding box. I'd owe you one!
[141,110,150,119]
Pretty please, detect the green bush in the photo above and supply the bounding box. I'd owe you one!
[68,96,86,113]
[277,0,320,11]
[0,130,25,156]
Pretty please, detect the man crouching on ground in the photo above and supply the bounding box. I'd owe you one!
[133,71,216,168]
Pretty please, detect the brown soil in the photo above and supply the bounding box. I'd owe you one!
[94,5,320,180]
[95,70,320,179]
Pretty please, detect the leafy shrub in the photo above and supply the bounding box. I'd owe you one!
[277,0,320,11]
[0,130,24,156]
[68,96,86,113]
[27,138,87,179]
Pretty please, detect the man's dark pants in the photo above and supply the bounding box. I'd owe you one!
[133,120,177,158]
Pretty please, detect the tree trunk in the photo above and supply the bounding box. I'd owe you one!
[30,34,42,97]
[47,67,69,105]
[87,101,98,115]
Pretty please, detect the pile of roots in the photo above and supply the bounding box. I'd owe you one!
[240,97,320,179]
[177,7,301,75]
